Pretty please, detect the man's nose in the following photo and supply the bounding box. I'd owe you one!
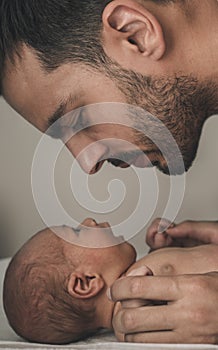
[66,136,109,174]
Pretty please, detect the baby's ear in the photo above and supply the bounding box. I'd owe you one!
[67,271,105,299]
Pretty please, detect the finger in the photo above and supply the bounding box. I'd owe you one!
[146,217,174,236]
[126,332,216,344]
[146,218,161,245]
[125,331,179,343]
[127,265,153,277]
[146,218,174,248]
[121,299,152,308]
[166,221,214,243]
[113,305,175,334]
[166,223,194,239]
[109,275,181,302]
[157,219,175,233]
[147,231,173,249]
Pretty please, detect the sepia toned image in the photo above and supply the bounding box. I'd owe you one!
[0,0,218,348]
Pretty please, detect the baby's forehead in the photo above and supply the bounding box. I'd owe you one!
[35,227,60,243]
[26,227,91,268]
[21,228,62,259]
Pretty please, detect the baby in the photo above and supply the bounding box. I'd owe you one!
[3,218,218,345]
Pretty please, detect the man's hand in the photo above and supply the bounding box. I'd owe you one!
[146,218,218,250]
[110,272,218,344]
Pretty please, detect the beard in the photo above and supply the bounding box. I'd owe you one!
[100,57,218,175]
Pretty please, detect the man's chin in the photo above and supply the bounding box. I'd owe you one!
[157,159,193,175]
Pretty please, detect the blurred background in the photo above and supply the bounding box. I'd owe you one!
[0,96,218,258]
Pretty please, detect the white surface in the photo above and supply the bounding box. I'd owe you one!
[1,259,218,349]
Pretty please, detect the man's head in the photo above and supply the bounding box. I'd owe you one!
[1,0,218,174]
[3,218,136,344]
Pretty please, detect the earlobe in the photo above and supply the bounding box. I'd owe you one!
[102,0,166,66]
[67,272,105,299]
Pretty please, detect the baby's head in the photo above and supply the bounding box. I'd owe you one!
[3,218,136,344]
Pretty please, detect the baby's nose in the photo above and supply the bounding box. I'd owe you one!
[81,218,98,227]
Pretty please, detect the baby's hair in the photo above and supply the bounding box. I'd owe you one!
[3,229,98,344]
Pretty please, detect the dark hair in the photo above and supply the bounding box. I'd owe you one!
[0,0,183,94]
[0,1,110,77]
[3,231,98,344]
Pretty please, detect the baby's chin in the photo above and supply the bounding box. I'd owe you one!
[125,242,137,270]
[121,253,137,278]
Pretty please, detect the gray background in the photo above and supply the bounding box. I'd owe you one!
[0,96,217,258]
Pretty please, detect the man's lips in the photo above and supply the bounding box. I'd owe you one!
[108,153,153,168]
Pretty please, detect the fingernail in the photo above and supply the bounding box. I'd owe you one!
[167,223,175,229]
[158,222,175,233]
[127,266,150,276]
[106,288,112,300]
[157,225,166,234]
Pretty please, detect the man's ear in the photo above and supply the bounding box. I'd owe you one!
[102,0,165,68]
[67,271,105,299]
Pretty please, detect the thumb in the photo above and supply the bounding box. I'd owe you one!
[127,265,153,277]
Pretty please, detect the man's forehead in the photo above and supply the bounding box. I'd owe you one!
[2,50,87,131]
[2,45,126,132]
